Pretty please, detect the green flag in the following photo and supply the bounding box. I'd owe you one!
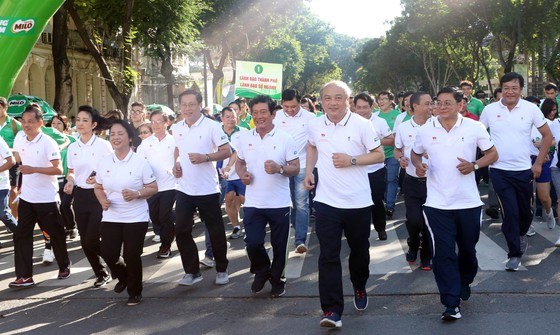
[0,0,65,97]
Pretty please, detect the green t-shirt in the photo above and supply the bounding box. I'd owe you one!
[316,111,324,117]
[42,127,72,176]
[238,114,252,130]
[467,97,485,117]
[0,116,22,148]
[377,109,400,158]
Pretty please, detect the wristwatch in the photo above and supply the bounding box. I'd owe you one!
[279,166,284,174]
[351,157,357,166]
[472,162,479,171]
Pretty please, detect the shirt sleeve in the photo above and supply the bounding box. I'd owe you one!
[412,128,425,155]
[361,120,381,151]
[394,127,403,150]
[12,133,22,153]
[0,137,12,159]
[66,143,76,169]
[307,119,317,146]
[284,136,299,162]
[141,160,156,185]
[479,107,489,128]
[476,122,494,152]
[532,105,546,129]
[46,137,62,161]
[236,134,245,161]
[212,122,229,148]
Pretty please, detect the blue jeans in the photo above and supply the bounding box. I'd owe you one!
[385,157,400,210]
[0,188,17,232]
[290,168,310,246]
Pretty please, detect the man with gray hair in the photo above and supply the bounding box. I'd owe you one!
[304,80,385,328]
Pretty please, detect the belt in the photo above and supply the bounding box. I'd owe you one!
[406,174,426,182]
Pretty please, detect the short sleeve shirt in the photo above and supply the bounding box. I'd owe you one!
[480,98,546,171]
[171,114,229,196]
[67,135,113,189]
[467,97,485,117]
[394,117,428,177]
[237,127,298,208]
[273,107,315,167]
[375,109,400,158]
[222,126,248,181]
[308,110,381,208]
[0,116,21,148]
[13,132,61,203]
[413,115,493,209]
[96,150,156,223]
[367,113,391,173]
[136,133,177,192]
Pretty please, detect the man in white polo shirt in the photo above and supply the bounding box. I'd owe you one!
[171,89,232,286]
[394,91,434,270]
[352,92,393,240]
[412,86,498,321]
[10,104,71,288]
[304,81,384,329]
[236,95,299,298]
[273,89,315,253]
[480,72,553,272]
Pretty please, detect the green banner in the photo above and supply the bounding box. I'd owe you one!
[235,61,283,100]
[0,0,65,97]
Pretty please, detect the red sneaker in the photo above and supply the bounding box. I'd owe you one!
[9,277,35,288]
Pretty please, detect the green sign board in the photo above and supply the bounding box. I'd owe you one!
[235,61,283,100]
[0,0,65,97]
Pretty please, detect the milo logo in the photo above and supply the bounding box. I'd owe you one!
[11,19,34,33]
[9,100,26,107]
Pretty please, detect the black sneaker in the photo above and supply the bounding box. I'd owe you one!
[251,275,269,294]
[94,275,112,287]
[58,267,71,279]
[485,208,500,219]
[460,285,471,301]
[156,246,172,259]
[441,306,462,321]
[405,250,418,264]
[127,295,142,306]
[353,289,368,311]
[270,283,286,298]
[114,281,127,294]
[385,208,394,219]
[378,231,387,241]
[320,311,342,328]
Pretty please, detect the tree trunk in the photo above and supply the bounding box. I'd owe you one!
[52,3,73,115]
[160,55,175,109]
[67,0,132,116]
[204,41,228,104]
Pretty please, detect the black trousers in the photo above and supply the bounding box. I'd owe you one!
[13,200,70,278]
[175,192,228,273]
[58,180,76,231]
[148,190,176,248]
[244,207,290,285]
[73,187,108,278]
[315,202,371,316]
[403,174,430,261]
[100,221,148,297]
[368,168,387,233]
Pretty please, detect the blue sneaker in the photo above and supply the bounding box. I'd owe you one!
[353,289,368,311]
[320,312,342,328]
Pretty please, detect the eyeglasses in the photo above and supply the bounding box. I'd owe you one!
[131,109,144,115]
[150,120,166,125]
[139,130,151,135]
[180,103,200,109]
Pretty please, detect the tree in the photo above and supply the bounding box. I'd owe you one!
[135,0,208,108]
[68,0,136,116]
[52,3,73,115]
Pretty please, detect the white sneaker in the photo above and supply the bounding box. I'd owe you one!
[152,235,161,243]
[526,225,536,237]
[215,272,229,285]
[546,211,556,229]
[178,273,203,286]
[555,236,560,247]
[200,257,215,268]
[42,249,55,264]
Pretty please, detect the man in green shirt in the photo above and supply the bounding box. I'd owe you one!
[460,80,485,117]
[376,90,401,218]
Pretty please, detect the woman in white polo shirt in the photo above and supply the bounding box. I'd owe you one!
[64,105,113,287]
[94,120,157,306]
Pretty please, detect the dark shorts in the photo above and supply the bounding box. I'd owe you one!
[531,156,552,183]
[8,163,19,187]
[226,179,246,196]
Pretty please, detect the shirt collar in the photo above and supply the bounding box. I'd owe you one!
[497,98,522,111]
[251,125,277,138]
[77,134,97,147]
[112,149,134,163]
[433,114,464,129]
[283,107,303,118]
[182,114,205,127]
[26,132,43,144]
[324,109,352,126]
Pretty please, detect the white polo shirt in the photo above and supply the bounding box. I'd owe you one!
[13,132,61,203]
[529,119,552,156]
[550,119,560,167]
[480,98,546,171]
[0,137,13,190]
[67,135,113,189]
[394,117,429,177]
[413,115,493,210]
[273,107,315,168]
[171,115,229,196]
[393,111,412,132]
[96,150,156,223]
[367,113,391,173]
[237,126,298,208]
[222,126,248,181]
[308,110,380,209]
[137,133,177,192]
